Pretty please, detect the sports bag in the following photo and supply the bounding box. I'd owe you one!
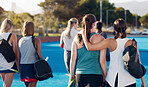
[32,36,53,81]
[0,33,15,63]
[123,39,146,79]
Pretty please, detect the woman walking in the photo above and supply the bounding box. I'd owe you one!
[60,18,79,73]
[82,18,146,87]
[69,14,107,87]
[0,18,20,87]
[18,21,43,87]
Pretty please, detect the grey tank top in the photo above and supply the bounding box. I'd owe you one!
[19,36,37,64]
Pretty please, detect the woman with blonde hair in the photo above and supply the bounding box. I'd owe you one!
[60,18,79,73]
[82,18,146,87]
[18,21,43,87]
[0,18,20,87]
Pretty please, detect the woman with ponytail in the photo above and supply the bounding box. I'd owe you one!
[69,14,107,87]
[60,18,79,74]
[82,18,146,87]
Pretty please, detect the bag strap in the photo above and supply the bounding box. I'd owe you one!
[7,33,12,41]
[31,36,40,60]
[132,39,139,62]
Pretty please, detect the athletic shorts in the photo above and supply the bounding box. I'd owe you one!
[0,63,17,73]
[20,64,37,82]
[76,74,103,87]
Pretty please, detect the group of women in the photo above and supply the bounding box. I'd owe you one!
[0,13,146,87]
[60,14,146,87]
[0,19,42,87]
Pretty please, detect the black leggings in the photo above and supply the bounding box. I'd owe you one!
[106,74,136,87]
[76,74,103,87]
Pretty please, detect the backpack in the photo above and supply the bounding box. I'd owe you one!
[123,39,146,79]
[0,33,15,63]
[32,36,53,81]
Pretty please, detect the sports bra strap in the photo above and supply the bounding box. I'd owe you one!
[7,33,12,41]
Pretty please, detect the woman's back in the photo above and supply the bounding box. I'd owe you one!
[19,36,37,64]
[0,32,14,70]
[76,32,103,74]
[106,38,136,87]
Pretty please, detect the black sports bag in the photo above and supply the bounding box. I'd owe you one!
[32,36,53,81]
[123,39,146,79]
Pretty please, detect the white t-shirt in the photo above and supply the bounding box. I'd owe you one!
[60,27,78,51]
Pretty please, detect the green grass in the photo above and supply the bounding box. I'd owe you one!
[34,33,61,37]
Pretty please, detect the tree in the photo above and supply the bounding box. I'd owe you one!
[38,0,139,28]
[139,14,148,27]
[39,0,79,22]
[0,6,5,24]
[12,13,34,29]
[0,6,4,15]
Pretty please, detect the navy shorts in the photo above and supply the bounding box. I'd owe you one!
[20,64,37,82]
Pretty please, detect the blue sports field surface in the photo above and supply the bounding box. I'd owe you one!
[0,37,148,87]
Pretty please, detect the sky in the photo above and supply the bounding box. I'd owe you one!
[109,0,148,3]
[0,0,44,11]
[0,0,148,13]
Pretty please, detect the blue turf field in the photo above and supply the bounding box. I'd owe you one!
[0,37,148,87]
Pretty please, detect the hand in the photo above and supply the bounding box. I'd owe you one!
[17,70,20,74]
[69,74,74,84]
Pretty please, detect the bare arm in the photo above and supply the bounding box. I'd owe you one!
[10,34,20,73]
[90,34,107,82]
[69,40,77,82]
[82,30,109,51]
[60,33,64,48]
[137,46,146,87]
[100,49,107,81]
[35,37,43,59]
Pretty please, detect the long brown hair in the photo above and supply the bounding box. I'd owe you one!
[82,14,96,42]
[113,18,127,39]
[65,18,78,39]
[22,21,34,36]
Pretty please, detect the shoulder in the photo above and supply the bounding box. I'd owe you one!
[35,37,41,43]
[125,39,134,48]
[18,37,23,43]
[10,33,17,42]
[73,32,83,46]
[73,33,80,43]
[90,34,104,43]
[106,38,116,45]
[11,33,17,39]
[61,31,65,35]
